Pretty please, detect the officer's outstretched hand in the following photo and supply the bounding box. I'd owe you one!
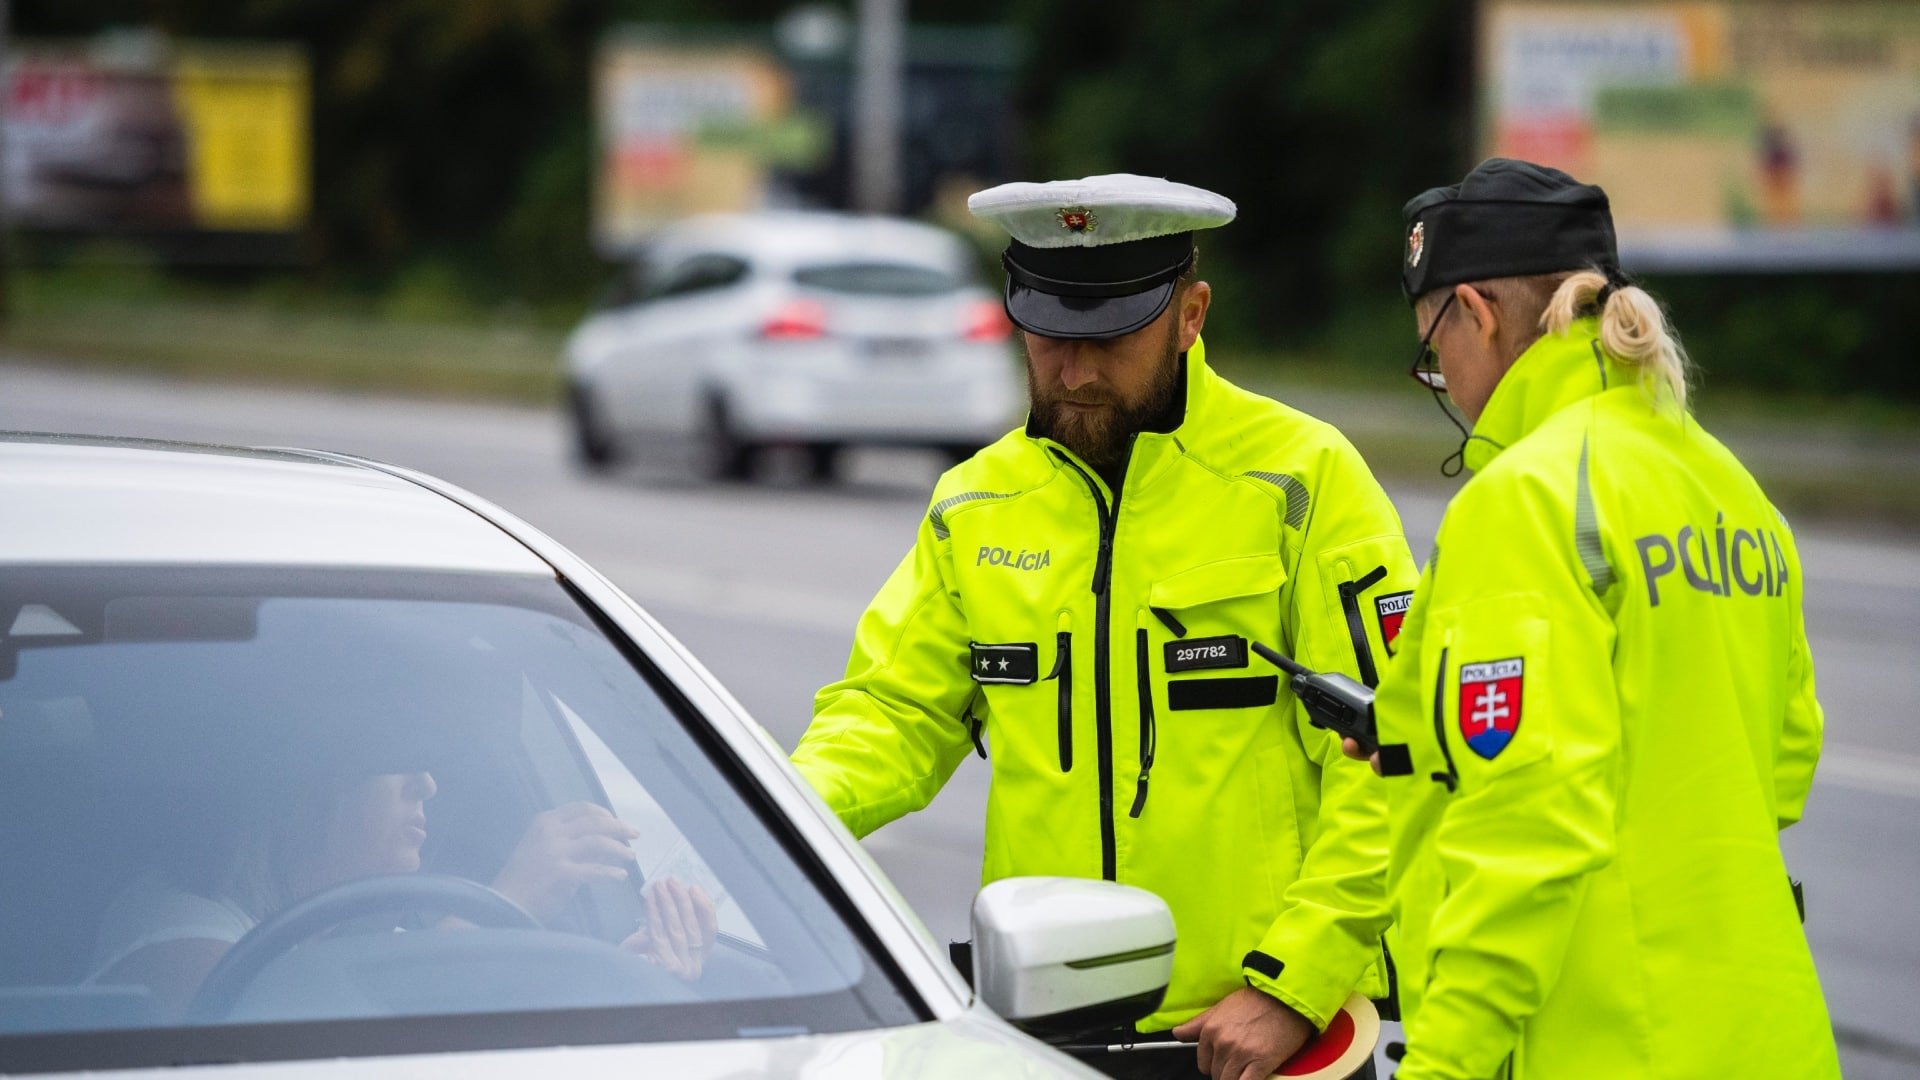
[1339,737,1383,777]
[1172,985,1315,1080]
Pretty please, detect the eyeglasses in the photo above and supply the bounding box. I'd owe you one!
[1408,291,1456,392]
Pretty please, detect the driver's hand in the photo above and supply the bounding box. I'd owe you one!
[491,802,641,922]
[622,876,718,982]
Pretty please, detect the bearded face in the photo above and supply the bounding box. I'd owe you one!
[1024,312,1184,472]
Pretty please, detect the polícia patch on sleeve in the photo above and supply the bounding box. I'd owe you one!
[1375,591,1413,653]
[1382,584,1413,653]
[1458,657,1523,759]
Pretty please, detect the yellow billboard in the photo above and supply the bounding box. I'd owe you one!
[171,47,310,232]
[1480,1,1920,268]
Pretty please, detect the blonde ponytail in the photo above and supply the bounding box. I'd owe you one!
[1542,270,1692,411]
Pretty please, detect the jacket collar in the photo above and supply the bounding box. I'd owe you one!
[1462,318,1637,472]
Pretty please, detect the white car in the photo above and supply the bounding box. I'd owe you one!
[563,212,1025,482]
[0,434,1174,1078]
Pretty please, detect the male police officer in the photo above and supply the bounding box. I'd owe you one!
[1365,160,1838,1077]
[792,175,1419,1080]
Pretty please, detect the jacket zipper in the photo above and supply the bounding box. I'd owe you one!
[1054,450,1120,881]
[1431,645,1459,792]
[1337,565,1389,688]
[1129,627,1156,817]
[1046,630,1073,772]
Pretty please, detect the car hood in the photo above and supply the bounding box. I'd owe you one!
[55,1015,1109,1079]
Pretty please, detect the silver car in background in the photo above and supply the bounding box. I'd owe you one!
[563,212,1024,482]
[0,434,1173,1078]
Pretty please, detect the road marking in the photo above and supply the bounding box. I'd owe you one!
[1817,743,1920,800]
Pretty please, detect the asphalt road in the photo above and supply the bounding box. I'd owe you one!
[4,363,1916,1077]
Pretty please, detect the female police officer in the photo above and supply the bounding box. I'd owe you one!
[1360,159,1840,1078]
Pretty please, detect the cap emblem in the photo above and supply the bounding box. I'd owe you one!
[1056,206,1098,234]
[1407,221,1426,269]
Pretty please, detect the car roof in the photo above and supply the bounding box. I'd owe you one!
[0,433,550,573]
[647,210,975,271]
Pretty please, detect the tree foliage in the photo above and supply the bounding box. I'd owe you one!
[13,1,1913,397]
[14,0,1472,319]
[1002,0,1474,346]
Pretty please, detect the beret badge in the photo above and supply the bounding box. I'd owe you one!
[1407,221,1426,269]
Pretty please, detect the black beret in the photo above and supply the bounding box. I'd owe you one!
[1401,158,1619,303]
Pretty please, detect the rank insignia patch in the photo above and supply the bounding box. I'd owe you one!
[1376,591,1413,654]
[1458,658,1523,760]
[969,642,1039,685]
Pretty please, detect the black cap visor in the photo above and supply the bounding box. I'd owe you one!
[1000,233,1193,341]
[1005,278,1178,340]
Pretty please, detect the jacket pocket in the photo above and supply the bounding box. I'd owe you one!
[1147,553,1287,613]
[1149,553,1287,707]
[1423,595,1555,783]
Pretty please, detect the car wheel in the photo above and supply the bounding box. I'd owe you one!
[568,383,621,471]
[697,395,756,482]
[805,442,842,483]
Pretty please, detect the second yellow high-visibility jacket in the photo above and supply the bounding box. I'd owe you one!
[1375,318,1838,1078]
[792,338,1418,1032]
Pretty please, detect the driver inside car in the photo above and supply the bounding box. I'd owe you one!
[86,763,718,1019]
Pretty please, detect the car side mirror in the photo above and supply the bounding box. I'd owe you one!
[971,877,1174,1037]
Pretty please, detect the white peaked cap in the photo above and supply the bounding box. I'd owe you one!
[967,173,1236,248]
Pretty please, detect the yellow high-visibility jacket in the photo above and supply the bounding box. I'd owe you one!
[1375,319,1838,1078]
[793,338,1418,1031]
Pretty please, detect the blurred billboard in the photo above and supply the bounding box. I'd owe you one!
[593,33,825,253]
[1480,1,1920,270]
[5,40,310,241]
[592,22,1018,255]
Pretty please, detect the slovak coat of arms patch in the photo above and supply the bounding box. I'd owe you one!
[1458,657,1523,760]
[1376,591,1413,654]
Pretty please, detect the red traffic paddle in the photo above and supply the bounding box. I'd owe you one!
[1272,993,1380,1079]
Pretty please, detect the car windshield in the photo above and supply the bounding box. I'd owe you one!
[0,567,921,1072]
[792,261,963,297]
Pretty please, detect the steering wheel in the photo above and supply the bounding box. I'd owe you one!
[189,874,538,1021]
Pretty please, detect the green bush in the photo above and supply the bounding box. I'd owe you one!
[1648,275,1920,401]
